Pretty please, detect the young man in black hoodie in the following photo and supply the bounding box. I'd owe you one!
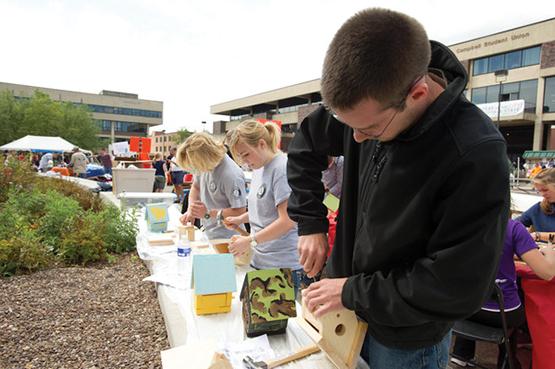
[287,8,510,369]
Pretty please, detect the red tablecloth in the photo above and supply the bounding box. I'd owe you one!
[515,263,555,369]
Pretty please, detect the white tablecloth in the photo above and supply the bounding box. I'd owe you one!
[136,204,369,369]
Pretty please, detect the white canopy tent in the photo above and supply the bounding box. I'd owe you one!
[0,135,85,154]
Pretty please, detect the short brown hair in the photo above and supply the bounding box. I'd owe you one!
[176,132,226,173]
[322,8,431,110]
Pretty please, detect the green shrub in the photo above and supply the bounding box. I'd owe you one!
[0,158,140,275]
[59,211,108,265]
[100,206,138,254]
[0,158,37,204]
[34,176,104,212]
[0,228,51,276]
[2,188,49,222]
[37,191,83,253]
[0,205,27,241]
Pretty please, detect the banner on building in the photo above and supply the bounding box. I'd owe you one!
[476,99,525,119]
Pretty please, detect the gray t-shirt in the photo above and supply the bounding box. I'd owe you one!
[249,154,301,270]
[197,155,247,239]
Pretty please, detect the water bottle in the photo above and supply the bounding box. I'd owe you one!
[176,238,192,285]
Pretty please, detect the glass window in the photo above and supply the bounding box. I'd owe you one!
[544,77,555,113]
[473,58,488,75]
[86,103,162,118]
[486,85,500,103]
[519,79,538,112]
[522,46,541,67]
[505,50,522,69]
[502,82,519,95]
[488,54,505,73]
[471,87,487,104]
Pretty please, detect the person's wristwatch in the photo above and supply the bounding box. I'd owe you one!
[203,211,211,220]
[250,234,258,247]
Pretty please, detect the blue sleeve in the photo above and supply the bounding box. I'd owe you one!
[516,205,535,228]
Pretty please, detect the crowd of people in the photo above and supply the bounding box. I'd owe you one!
[2,147,113,178]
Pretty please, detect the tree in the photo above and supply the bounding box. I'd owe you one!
[0,91,24,145]
[0,90,101,150]
[175,128,194,144]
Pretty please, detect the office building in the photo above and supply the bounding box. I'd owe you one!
[0,82,163,144]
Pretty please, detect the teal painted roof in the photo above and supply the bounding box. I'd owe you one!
[192,254,236,295]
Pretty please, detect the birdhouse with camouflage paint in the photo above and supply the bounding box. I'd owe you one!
[145,203,169,233]
[239,268,296,337]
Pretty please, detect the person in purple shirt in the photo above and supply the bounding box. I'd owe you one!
[321,156,344,198]
[451,218,555,368]
[517,168,555,236]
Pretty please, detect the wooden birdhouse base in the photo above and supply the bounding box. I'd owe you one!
[194,292,232,315]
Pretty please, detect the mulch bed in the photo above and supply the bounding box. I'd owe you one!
[0,254,167,369]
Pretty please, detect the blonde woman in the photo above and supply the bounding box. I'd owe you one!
[517,168,555,238]
[225,120,309,293]
[176,132,247,239]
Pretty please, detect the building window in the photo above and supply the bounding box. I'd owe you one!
[94,120,112,131]
[114,121,149,134]
[543,77,555,113]
[471,87,487,104]
[519,80,538,112]
[473,58,488,75]
[505,50,522,69]
[84,103,162,118]
[472,46,541,76]
[471,79,538,112]
[488,54,505,73]
[522,46,541,67]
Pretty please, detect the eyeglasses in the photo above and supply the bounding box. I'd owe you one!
[331,75,425,139]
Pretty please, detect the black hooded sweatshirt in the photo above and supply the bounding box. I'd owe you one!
[286,41,510,349]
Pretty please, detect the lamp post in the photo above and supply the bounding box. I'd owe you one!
[494,69,508,130]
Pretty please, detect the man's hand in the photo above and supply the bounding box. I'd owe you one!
[302,278,347,317]
[298,233,329,278]
[189,200,208,218]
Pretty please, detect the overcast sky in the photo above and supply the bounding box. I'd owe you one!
[0,0,553,132]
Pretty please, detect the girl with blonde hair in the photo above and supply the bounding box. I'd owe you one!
[517,168,555,240]
[225,120,309,293]
[177,132,247,239]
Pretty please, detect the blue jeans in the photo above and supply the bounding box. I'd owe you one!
[361,331,451,369]
[291,268,315,300]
